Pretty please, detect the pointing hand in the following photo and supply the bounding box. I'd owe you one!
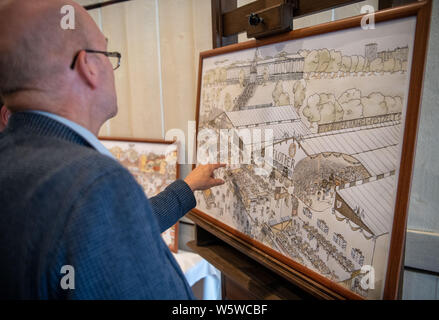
[184,164,226,192]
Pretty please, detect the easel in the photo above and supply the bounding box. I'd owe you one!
[189,0,416,300]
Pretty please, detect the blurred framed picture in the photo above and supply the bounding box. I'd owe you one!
[100,137,179,253]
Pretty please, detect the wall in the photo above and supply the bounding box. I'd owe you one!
[403,0,439,299]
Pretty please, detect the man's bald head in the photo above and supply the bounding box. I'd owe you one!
[0,0,102,99]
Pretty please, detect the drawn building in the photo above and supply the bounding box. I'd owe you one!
[365,43,378,63]
[365,42,409,62]
[224,50,304,84]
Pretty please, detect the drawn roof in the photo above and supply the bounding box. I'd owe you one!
[351,145,399,176]
[226,105,300,128]
[260,121,311,141]
[240,121,311,147]
[259,54,304,65]
[299,122,401,156]
[337,175,396,237]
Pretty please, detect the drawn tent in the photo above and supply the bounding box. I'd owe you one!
[225,105,301,128]
[223,49,304,84]
[297,122,401,177]
[334,175,398,297]
[289,115,402,293]
[298,122,401,160]
[335,175,396,239]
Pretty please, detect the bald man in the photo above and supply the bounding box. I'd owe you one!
[0,0,224,299]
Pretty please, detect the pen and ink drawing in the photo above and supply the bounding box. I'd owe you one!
[195,17,417,298]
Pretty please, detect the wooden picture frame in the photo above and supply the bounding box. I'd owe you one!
[191,1,432,299]
[100,137,180,253]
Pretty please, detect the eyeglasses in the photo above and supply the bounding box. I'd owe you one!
[70,49,121,70]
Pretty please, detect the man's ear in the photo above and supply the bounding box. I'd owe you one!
[75,50,99,89]
[0,106,10,127]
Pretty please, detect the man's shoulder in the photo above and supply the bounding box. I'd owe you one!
[42,139,129,186]
[32,135,122,173]
[1,132,130,194]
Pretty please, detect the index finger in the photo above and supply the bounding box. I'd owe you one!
[210,163,227,170]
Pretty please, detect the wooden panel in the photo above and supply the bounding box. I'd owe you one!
[200,2,425,59]
[195,224,221,246]
[402,269,439,299]
[211,0,221,48]
[222,276,259,299]
[187,211,347,299]
[212,0,238,48]
[223,0,364,36]
[405,230,439,273]
[383,0,432,299]
[245,3,294,39]
[379,0,394,10]
[223,0,284,36]
[187,239,315,300]
[178,221,196,252]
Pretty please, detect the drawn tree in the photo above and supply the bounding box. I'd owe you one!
[350,55,359,72]
[304,50,319,73]
[401,60,408,72]
[385,96,403,113]
[369,58,384,72]
[394,59,402,72]
[263,66,269,82]
[319,93,344,123]
[317,49,331,72]
[218,67,228,82]
[383,58,396,73]
[303,94,321,126]
[303,93,343,125]
[338,89,363,120]
[326,50,342,73]
[224,92,233,111]
[340,56,352,72]
[272,81,290,106]
[292,79,307,109]
[356,56,366,72]
[238,69,246,87]
[361,92,387,117]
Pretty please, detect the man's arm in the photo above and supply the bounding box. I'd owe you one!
[149,164,226,232]
[50,167,194,299]
[148,179,196,232]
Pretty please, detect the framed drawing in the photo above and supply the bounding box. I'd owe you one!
[191,2,432,299]
[100,137,180,253]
